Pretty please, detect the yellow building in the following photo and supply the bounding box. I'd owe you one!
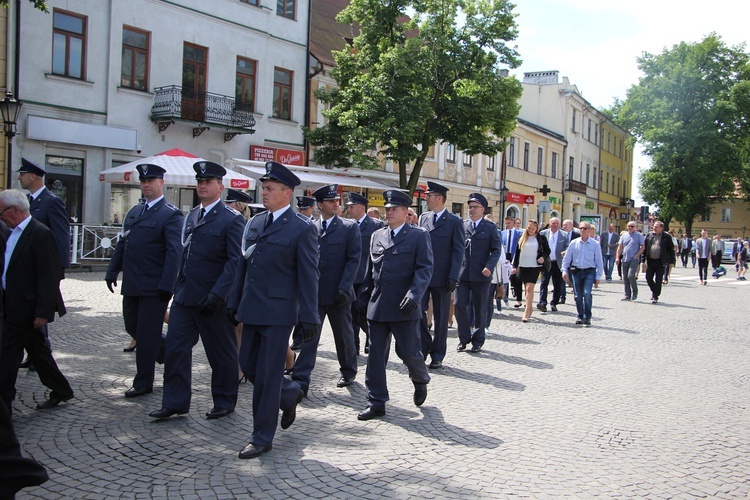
[670,198,750,240]
[599,118,634,232]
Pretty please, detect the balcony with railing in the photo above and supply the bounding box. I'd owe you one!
[150,85,256,141]
[565,179,588,194]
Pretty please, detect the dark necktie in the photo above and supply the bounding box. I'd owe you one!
[199,207,206,221]
[433,213,438,225]
[390,230,395,241]
[264,212,273,230]
[322,219,328,233]
[142,203,149,216]
[28,194,33,203]
[473,221,478,232]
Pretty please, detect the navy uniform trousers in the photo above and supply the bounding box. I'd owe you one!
[366,319,430,412]
[162,303,238,412]
[239,324,300,447]
[293,304,356,393]
[123,296,168,391]
[420,287,451,361]
[455,281,491,348]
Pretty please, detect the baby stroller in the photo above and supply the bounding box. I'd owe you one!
[712,266,727,279]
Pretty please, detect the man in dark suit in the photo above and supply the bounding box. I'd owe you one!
[418,182,464,369]
[600,224,620,281]
[228,161,320,459]
[455,193,501,353]
[288,195,317,351]
[149,162,244,421]
[0,190,73,410]
[538,217,569,312]
[105,164,183,398]
[291,184,360,393]
[16,158,71,373]
[357,189,433,421]
[560,219,581,303]
[679,234,693,267]
[644,221,676,303]
[345,192,384,355]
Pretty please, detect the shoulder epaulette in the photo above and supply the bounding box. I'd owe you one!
[224,204,240,216]
[165,203,180,211]
[296,213,313,224]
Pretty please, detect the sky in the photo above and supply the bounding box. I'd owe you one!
[509,0,750,203]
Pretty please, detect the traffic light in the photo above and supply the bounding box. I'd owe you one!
[640,206,649,221]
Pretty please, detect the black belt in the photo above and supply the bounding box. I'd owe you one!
[570,267,594,272]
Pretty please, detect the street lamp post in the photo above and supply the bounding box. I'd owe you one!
[1,92,23,189]
[625,198,633,222]
[499,181,509,220]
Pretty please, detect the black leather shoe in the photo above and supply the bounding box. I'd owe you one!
[357,406,385,421]
[36,393,74,410]
[456,343,466,352]
[428,360,442,369]
[149,407,187,419]
[559,298,566,304]
[413,383,427,407]
[205,407,234,419]
[124,387,153,398]
[123,344,137,352]
[575,318,583,325]
[551,305,558,312]
[281,390,304,429]
[238,443,272,459]
[20,357,32,368]
[336,376,354,388]
[537,303,547,312]
[470,345,482,353]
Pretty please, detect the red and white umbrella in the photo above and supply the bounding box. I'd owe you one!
[98,148,254,189]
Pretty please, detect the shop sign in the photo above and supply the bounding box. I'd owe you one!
[507,192,535,204]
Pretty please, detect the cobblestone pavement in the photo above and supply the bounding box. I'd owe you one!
[12,266,750,499]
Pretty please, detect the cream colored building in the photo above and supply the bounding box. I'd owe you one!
[599,118,634,231]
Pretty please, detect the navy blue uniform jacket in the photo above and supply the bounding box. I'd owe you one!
[459,218,502,282]
[106,198,184,296]
[418,210,465,287]
[29,187,70,269]
[229,207,320,326]
[354,216,384,286]
[366,224,433,322]
[316,215,361,306]
[174,202,244,306]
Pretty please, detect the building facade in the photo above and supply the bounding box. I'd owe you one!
[6,0,310,223]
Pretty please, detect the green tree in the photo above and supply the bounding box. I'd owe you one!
[305,0,522,194]
[616,34,750,235]
[1,0,49,12]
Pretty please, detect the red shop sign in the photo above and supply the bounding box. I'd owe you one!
[250,146,306,166]
[507,192,535,204]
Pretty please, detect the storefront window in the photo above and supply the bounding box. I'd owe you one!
[45,155,83,222]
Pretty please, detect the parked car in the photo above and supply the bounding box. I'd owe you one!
[722,243,738,264]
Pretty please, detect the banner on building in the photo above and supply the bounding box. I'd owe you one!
[507,192,535,204]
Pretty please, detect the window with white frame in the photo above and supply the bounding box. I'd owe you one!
[721,208,731,222]
[537,147,543,175]
[523,142,530,171]
[551,152,558,178]
[446,143,456,163]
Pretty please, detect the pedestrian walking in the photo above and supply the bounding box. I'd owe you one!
[418,182,464,369]
[643,221,676,303]
[615,222,645,301]
[291,184,361,394]
[357,189,433,421]
[537,217,568,312]
[511,219,550,323]
[455,193,501,352]
[600,224,619,281]
[345,192,384,355]
[695,229,712,285]
[228,161,320,459]
[105,164,183,398]
[149,161,245,422]
[561,221,603,326]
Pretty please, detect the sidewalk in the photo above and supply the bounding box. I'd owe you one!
[13,267,750,498]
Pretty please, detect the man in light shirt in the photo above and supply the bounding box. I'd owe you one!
[561,222,603,326]
[615,222,645,301]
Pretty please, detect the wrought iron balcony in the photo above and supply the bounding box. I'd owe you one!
[150,85,255,141]
[565,179,588,194]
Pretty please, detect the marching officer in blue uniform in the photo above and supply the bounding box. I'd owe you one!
[228,161,320,459]
[289,195,317,351]
[105,164,183,397]
[417,181,465,369]
[345,192,384,355]
[296,195,316,221]
[455,193,501,353]
[291,184,361,394]
[149,161,244,421]
[16,158,70,271]
[358,190,433,421]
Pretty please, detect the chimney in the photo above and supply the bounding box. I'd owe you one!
[523,71,559,85]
